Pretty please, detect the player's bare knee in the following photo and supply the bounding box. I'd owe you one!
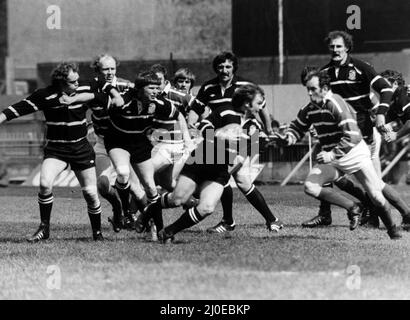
[39,184,53,195]
[82,185,100,207]
[304,181,321,197]
[39,179,53,194]
[171,193,188,207]
[237,180,251,192]
[115,165,130,183]
[196,201,216,216]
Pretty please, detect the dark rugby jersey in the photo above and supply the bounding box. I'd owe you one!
[192,76,264,116]
[2,85,90,143]
[152,82,195,144]
[106,91,179,144]
[190,105,242,165]
[386,86,410,123]
[87,76,132,138]
[321,56,393,141]
[287,92,362,159]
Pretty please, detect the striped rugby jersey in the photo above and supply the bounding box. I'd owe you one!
[321,56,393,142]
[192,76,265,116]
[191,105,242,165]
[87,76,132,138]
[106,91,179,144]
[386,85,410,123]
[287,92,362,159]
[152,82,196,144]
[160,82,196,117]
[2,85,91,144]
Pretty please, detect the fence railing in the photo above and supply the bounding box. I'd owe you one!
[0,132,44,157]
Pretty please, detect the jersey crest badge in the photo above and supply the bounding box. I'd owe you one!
[348,70,356,81]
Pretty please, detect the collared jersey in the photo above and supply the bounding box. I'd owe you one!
[87,76,132,138]
[321,56,393,142]
[2,85,90,144]
[105,91,179,144]
[287,92,362,159]
[192,75,263,116]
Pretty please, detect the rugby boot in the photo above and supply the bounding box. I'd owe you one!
[93,230,104,241]
[347,204,362,231]
[157,228,175,244]
[302,214,332,228]
[27,223,49,243]
[206,220,236,233]
[266,218,284,232]
[387,225,402,240]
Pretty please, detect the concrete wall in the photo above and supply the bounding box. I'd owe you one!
[8,0,231,77]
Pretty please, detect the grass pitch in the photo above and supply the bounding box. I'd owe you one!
[1,185,410,300]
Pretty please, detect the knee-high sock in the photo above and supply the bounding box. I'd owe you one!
[88,205,102,232]
[128,193,145,215]
[375,202,395,230]
[382,184,410,218]
[318,183,332,216]
[165,207,205,235]
[102,187,122,215]
[221,185,234,224]
[115,180,131,214]
[38,193,53,225]
[335,176,372,207]
[161,192,178,209]
[317,187,356,211]
[244,185,277,223]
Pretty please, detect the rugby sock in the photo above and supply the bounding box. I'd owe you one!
[147,194,163,230]
[165,207,204,235]
[382,184,410,218]
[161,192,177,209]
[38,192,53,225]
[135,194,147,213]
[317,188,355,211]
[318,183,332,217]
[115,180,131,213]
[128,194,139,215]
[335,176,372,207]
[221,185,234,225]
[244,185,277,223]
[88,205,102,232]
[103,187,122,215]
[374,202,395,229]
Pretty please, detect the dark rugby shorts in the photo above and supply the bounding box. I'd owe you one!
[180,163,230,186]
[44,139,96,171]
[104,136,153,164]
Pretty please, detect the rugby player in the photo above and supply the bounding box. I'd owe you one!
[303,30,410,228]
[0,62,109,242]
[275,70,401,239]
[157,83,273,242]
